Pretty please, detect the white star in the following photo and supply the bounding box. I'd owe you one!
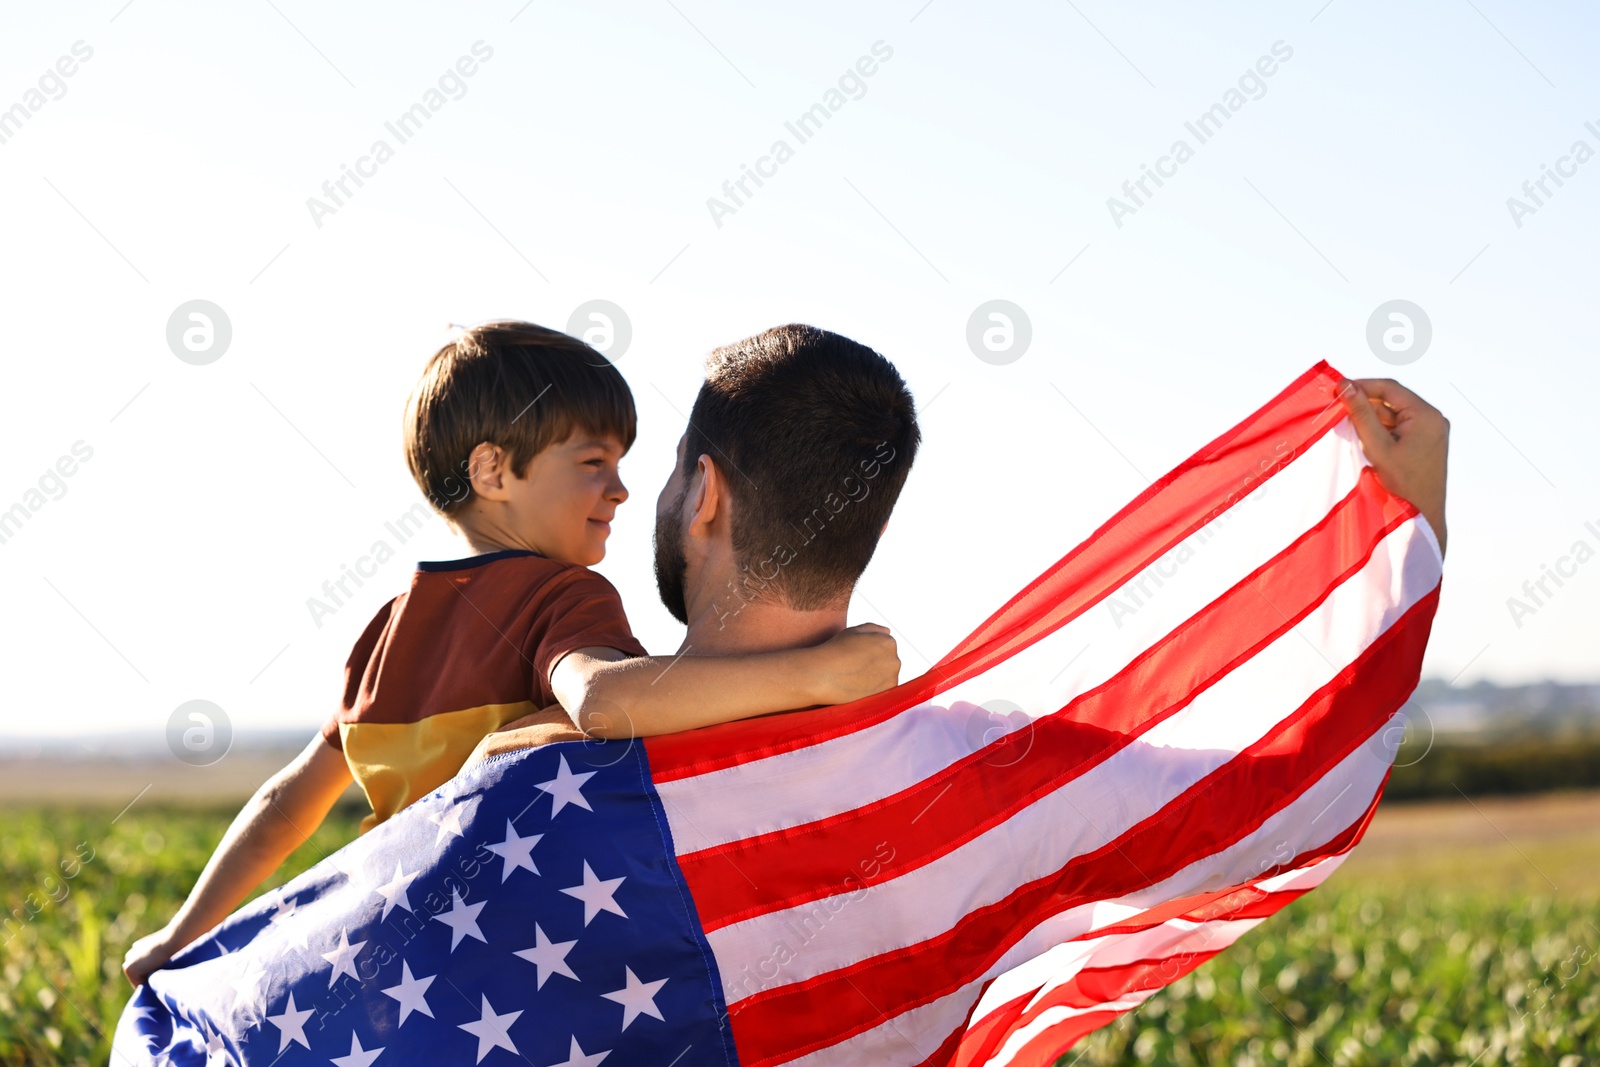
[380,960,435,1025]
[321,927,368,987]
[433,889,487,949]
[512,924,578,988]
[547,1036,610,1067]
[536,755,596,817]
[270,894,312,954]
[559,861,627,926]
[457,994,522,1063]
[328,845,368,882]
[226,952,272,1026]
[485,820,543,882]
[284,920,313,954]
[601,966,668,1030]
[373,861,418,919]
[203,1027,226,1067]
[428,797,478,845]
[265,991,314,1052]
[282,917,313,955]
[331,1032,385,1067]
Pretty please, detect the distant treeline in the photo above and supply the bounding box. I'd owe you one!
[1385,738,1600,801]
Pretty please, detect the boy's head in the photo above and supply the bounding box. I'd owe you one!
[404,321,636,566]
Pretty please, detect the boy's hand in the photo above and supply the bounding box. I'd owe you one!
[1338,378,1450,557]
[123,923,179,987]
[811,623,901,705]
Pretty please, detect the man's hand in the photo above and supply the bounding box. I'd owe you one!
[1338,378,1449,557]
[809,623,901,705]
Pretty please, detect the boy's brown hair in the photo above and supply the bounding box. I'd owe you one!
[404,321,636,515]
[681,323,919,610]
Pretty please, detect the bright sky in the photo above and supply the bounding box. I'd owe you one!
[1,1,1596,740]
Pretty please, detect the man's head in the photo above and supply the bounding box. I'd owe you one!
[404,321,636,565]
[654,324,919,625]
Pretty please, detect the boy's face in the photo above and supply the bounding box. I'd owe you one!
[503,432,628,566]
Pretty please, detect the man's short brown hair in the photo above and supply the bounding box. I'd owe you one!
[682,324,920,610]
[404,321,636,514]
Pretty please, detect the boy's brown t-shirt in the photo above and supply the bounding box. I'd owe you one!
[319,549,647,832]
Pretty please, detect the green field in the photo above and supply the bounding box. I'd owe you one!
[2,794,1596,1067]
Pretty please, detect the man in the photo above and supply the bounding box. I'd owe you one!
[472,328,1448,760]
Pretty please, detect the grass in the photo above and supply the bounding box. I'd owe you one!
[1,795,1596,1066]
[1061,888,1598,1066]
[0,803,364,1066]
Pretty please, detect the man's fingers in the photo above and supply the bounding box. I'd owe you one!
[1338,379,1393,456]
[1368,396,1399,430]
[850,622,891,636]
[1349,377,1436,419]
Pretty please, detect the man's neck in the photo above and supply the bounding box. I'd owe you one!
[680,595,848,656]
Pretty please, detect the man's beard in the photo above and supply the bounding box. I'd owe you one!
[653,486,690,625]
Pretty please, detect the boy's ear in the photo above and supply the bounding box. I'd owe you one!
[467,442,511,501]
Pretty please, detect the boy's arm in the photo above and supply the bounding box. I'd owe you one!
[121,732,353,986]
[550,623,900,740]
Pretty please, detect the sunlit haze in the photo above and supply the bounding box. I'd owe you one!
[2,1,1596,739]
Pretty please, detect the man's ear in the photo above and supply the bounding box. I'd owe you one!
[467,442,511,501]
[685,453,724,539]
[880,520,889,538]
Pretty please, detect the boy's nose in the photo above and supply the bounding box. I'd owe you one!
[609,477,629,504]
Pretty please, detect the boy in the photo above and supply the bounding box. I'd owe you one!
[123,321,898,985]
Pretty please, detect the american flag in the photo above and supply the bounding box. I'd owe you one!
[114,361,1441,1066]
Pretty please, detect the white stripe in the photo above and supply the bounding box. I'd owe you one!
[660,423,1371,856]
[776,973,994,1067]
[710,516,1435,1006]
[984,922,1261,1067]
[987,990,1161,1067]
[769,764,1370,1065]
[977,918,1255,1028]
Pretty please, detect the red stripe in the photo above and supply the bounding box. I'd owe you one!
[975,916,1281,1064]
[912,983,989,1067]
[682,471,1409,931]
[646,362,1352,783]
[950,985,1034,1067]
[986,1007,1133,1067]
[940,910,1277,1066]
[726,590,1435,1066]
[939,361,1348,664]
[1032,780,1381,958]
[1005,962,1212,1066]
